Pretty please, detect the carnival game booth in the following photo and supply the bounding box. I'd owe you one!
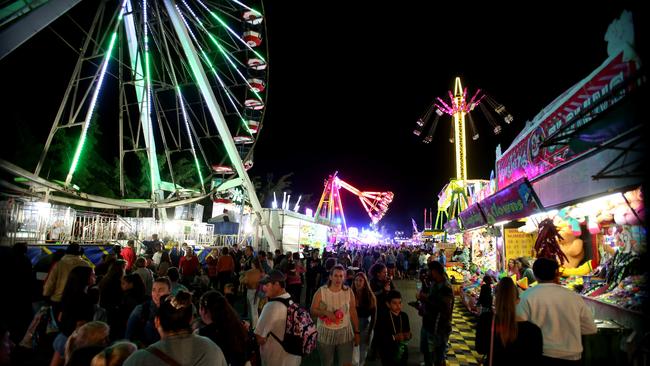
[512,187,646,365]
[454,190,540,314]
[492,10,647,363]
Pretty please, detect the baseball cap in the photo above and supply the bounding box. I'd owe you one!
[259,269,286,285]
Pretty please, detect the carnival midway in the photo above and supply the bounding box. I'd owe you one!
[0,2,647,366]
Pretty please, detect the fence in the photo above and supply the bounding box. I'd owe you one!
[1,199,215,246]
[1,200,75,245]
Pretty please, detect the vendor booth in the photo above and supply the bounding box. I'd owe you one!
[490,11,647,363]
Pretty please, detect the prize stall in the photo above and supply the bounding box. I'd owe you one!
[492,11,647,363]
[454,179,545,314]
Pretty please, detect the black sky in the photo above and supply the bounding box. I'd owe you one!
[1,2,637,234]
[252,2,632,232]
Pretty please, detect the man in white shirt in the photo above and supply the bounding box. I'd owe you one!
[254,270,302,366]
[516,257,597,365]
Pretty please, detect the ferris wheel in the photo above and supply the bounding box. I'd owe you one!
[0,0,279,248]
[1,0,269,213]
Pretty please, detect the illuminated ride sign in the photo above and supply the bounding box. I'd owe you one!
[496,53,638,189]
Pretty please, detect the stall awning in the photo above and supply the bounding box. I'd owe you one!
[479,177,544,225]
[458,203,487,230]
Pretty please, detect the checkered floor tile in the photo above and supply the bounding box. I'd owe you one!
[446,299,481,366]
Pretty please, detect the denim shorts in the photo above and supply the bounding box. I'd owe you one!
[53,333,68,356]
[420,328,449,364]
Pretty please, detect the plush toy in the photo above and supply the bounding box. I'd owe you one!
[613,188,645,225]
[587,216,600,235]
[558,208,581,236]
[560,260,593,276]
[557,224,585,269]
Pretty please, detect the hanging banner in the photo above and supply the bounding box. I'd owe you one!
[444,219,460,235]
[481,177,543,225]
[504,228,536,262]
[459,203,487,230]
[27,245,111,267]
[496,53,638,189]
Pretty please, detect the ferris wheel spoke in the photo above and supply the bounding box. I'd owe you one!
[179,13,252,135]
[157,39,211,184]
[192,0,265,62]
[66,2,128,187]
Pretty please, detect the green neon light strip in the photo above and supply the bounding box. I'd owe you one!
[66,3,127,184]
[176,86,205,187]
[143,0,161,196]
[205,32,263,102]
[180,3,263,103]
[191,0,266,62]
[179,12,253,135]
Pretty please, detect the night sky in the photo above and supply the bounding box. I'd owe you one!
[253,3,632,232]
[1,2,639,233]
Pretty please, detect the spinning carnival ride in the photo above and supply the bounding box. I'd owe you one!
[0,0,278,247]
[314,172,394,236]
[414,77,512,229]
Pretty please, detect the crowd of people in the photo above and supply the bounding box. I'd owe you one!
[0,238,598,366]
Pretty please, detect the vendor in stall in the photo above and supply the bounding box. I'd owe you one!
[516,257,535,285]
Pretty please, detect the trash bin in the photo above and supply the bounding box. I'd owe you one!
[583,319,629,366]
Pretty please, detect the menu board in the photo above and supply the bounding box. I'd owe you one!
[504,228,536,262]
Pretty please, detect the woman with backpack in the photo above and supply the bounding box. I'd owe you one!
[311,265,361,366]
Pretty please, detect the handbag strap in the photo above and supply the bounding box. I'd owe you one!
[488,313,495,366]
[146,347,182,366]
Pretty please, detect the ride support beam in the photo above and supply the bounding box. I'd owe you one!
[163,0,278,251]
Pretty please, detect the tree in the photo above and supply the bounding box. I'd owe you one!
[39,116,119,198]
[252,172,294,207]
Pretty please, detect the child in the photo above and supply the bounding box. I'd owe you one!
[376,290,411,365]
[478,275,493,314]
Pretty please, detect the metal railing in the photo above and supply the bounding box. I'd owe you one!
[1,199,217,247]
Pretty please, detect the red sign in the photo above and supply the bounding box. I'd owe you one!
[496,53,637,189]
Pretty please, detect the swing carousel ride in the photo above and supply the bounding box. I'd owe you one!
[413,77,513,230]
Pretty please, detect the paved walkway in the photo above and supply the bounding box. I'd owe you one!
[301,279,481,365]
